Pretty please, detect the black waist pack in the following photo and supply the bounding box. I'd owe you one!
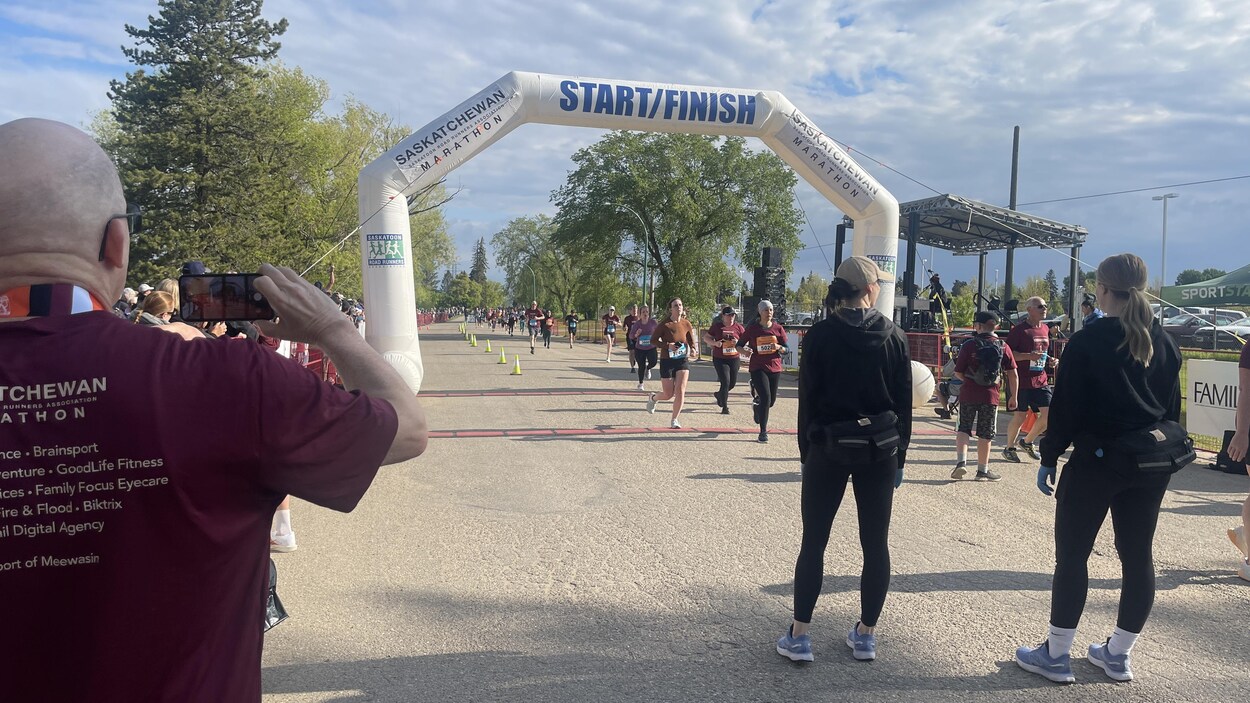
[1085,420,1196,475]
[808,410,900,465]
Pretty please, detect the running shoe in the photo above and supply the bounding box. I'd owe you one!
[951,460,967,480]
[975,469,1002,482]
[1087,640,1133,682]
[934,407,952,420]
[846,623,876,661]
[636,383,645,391]
[1240,559,1250,583]
[646,369,652,380]
[758,431,768,444]
[1018,439,1040,461]
[1228,525,1247,557]
[721,406,730,415]
[776,626,814,662]
[670,418,682,429]
[1002,446,1022,463]
[1014,641,1075,683]
[646,393,657,414]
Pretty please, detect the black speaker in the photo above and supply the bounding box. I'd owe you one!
[761,247,782,268]
[1216,430,1248,475]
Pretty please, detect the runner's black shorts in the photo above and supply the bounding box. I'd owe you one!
[1016,386,1052,413]
[659,358,689,379]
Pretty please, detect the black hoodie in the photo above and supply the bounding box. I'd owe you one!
[798,308,912,466]
[1039,318,1181,467]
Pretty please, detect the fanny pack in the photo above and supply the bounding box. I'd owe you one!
[1080,420,1196,475]
[807,410,900,465]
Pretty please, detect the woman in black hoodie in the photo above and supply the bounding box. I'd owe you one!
[776,256,912,664]
[1015,253,1184,684]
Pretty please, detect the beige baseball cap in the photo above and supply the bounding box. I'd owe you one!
[834,256,882,290]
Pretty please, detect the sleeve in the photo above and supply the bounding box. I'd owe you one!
[954,341,971,374]
[737,324,754,350]
[1150,327,1183,423]
[797,326,819,464]
[1039,339,1085,467]
[1005,324,1027,355]
[1002,345,1017,370]
[1240,342,1250,370]
[250,345,399,512]
[778,325,789,348]
[891,330,913,469]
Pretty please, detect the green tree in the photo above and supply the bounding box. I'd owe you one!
[550,131,803,314]
[950,291,976,327]
[104,0,289,284]
[445,272,481,309]
[479,280,506,309]
[491,214,619,313]
[470,237,489,284]
[440,270,454,292]
[1043,269,1060,305]
[951,279,969,297]
[793,272,828,315]
[1175,268,1227,285]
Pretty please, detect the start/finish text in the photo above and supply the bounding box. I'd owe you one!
[557,80,758,125]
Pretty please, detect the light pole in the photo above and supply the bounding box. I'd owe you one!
[618,204,651,309]
[520,261,538,303]
[1152,193,1179,293]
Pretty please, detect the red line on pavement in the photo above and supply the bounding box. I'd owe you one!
[428,426,949,440]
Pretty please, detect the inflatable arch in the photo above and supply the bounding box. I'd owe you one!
[358,71,900,391]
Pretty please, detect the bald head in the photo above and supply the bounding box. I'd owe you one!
[0,118,128,302]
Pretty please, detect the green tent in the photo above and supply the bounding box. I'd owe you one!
[1161,263,1250,306]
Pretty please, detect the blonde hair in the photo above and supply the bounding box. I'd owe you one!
[137,291,174,321]
[156,278,179,310]
[1097,253,1153,367]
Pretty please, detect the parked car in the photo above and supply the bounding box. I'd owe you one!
[1191,321,1250,350]
[1162,313,1244,346]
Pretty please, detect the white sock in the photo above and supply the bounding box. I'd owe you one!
[1107,627,1139,657]
[1047,625,1077,659]
[956,449,967,463]
[271,509,292,537]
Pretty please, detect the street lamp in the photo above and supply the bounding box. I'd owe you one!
[617,204,651,309]
[520,261,538,303]
[1152,193,1179,293]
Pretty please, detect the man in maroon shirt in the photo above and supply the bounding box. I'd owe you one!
[1003,296,1052,463]
[0,118,428,702]
[951,311,1019,481]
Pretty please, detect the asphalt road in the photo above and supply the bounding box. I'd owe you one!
[262,322,1249,702]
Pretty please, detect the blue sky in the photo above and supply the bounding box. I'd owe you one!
[3,0,1248,293]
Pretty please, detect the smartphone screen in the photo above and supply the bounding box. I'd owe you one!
[178,274,275,322]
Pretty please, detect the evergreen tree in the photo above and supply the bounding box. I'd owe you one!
[1044,269,1060,305]
[470,237,489,284]
[440,270,455,293]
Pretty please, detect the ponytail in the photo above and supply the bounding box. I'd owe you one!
[1096,253,1153,367]
[824,278,859,312]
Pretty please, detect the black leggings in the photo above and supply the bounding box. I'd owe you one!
[1050,454,1171,632]
[634,348,658,383]
[750,369,780,429]
[793,449,896,626]
[714,357,739,399]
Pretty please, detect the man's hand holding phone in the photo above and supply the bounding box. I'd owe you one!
[251,264,353,346]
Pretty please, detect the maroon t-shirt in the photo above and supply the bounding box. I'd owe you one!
[954,334,1017,406]
[1006,321,1051,389]
[741,321,789,372]
[708,320,745,360]
[602,314,621,336]
[0,312,398,702]
[1240,342,1250,370]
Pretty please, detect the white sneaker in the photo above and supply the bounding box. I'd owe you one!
[1229,525,1247,557]
[646,369,652,379]
[637,383,645,391]
[270,532,297,553]
[1240,559,1250,583]
[646,393,657,414]
[605,357,612,363]
[670,419,682,429]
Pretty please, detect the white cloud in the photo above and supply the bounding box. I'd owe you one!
[2,0,1248,290]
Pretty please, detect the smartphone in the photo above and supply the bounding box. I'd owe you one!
[178,274,275,322]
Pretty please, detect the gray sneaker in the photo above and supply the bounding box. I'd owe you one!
[1018,439,1040,461]
[975,468,1002,482]
[1002,446,1022,463]
[646,393,657,414]
[951,460,968,480]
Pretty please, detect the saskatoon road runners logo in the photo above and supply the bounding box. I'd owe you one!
[366,234,405,267]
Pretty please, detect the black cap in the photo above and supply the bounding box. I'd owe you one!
[974,310,1000,325]
[721,306,736,315]
[182,260,208,275]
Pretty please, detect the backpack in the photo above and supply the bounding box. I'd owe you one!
[966,336,1004,387]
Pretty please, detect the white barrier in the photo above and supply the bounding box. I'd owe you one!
[359,72,900,391]
[1187,359,1240,437]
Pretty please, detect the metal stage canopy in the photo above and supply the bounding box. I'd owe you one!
[835,194,1089,331]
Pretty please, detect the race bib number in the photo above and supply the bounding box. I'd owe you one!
[528,318,538,327]
[755,335,778,354]
[721,339,739,355]
[1030,353,1047,373]
[605,324,616,334]
[638,334,651,347]
[670,343,688,359]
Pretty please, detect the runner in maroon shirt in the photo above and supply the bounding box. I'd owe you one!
[706,306,746,416]
[623,304,639,372]
[738,299,789,442]
[0,118,429,703]
[1003,296,1052,462]
[602,305,621,363]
